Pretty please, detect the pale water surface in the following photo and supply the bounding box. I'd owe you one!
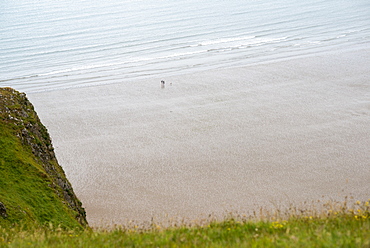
[1,0,370,92]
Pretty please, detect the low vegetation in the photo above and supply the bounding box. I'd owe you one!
[1,199,369,247]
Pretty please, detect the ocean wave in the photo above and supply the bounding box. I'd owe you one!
[1,0,370,92]
[195,36,256,46]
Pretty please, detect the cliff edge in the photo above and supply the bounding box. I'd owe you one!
[0,87,87,228]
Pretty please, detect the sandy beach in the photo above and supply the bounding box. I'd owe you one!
[28,49,370,227]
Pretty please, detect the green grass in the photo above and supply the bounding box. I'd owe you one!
[0,122,83,230]
[1,200,369,247]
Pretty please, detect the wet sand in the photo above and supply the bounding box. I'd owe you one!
[28,49,370,227]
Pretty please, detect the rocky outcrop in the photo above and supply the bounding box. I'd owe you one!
[0,202,7,218]
[0,87,87,226]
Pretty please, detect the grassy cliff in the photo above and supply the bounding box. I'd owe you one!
[0,87,87,229]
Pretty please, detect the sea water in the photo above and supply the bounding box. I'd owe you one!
[1,0,369,93]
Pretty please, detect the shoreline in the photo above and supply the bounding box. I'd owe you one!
[28,48,370,227]
[10,44,369,94]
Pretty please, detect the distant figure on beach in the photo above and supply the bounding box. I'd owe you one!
[161,80,165,88]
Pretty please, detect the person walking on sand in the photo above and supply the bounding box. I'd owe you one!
[161,80,165,88]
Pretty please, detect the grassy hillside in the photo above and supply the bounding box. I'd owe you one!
[1,201,370,247]
[0,87,86,229]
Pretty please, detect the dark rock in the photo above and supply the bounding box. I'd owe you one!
[0,202,7,218]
